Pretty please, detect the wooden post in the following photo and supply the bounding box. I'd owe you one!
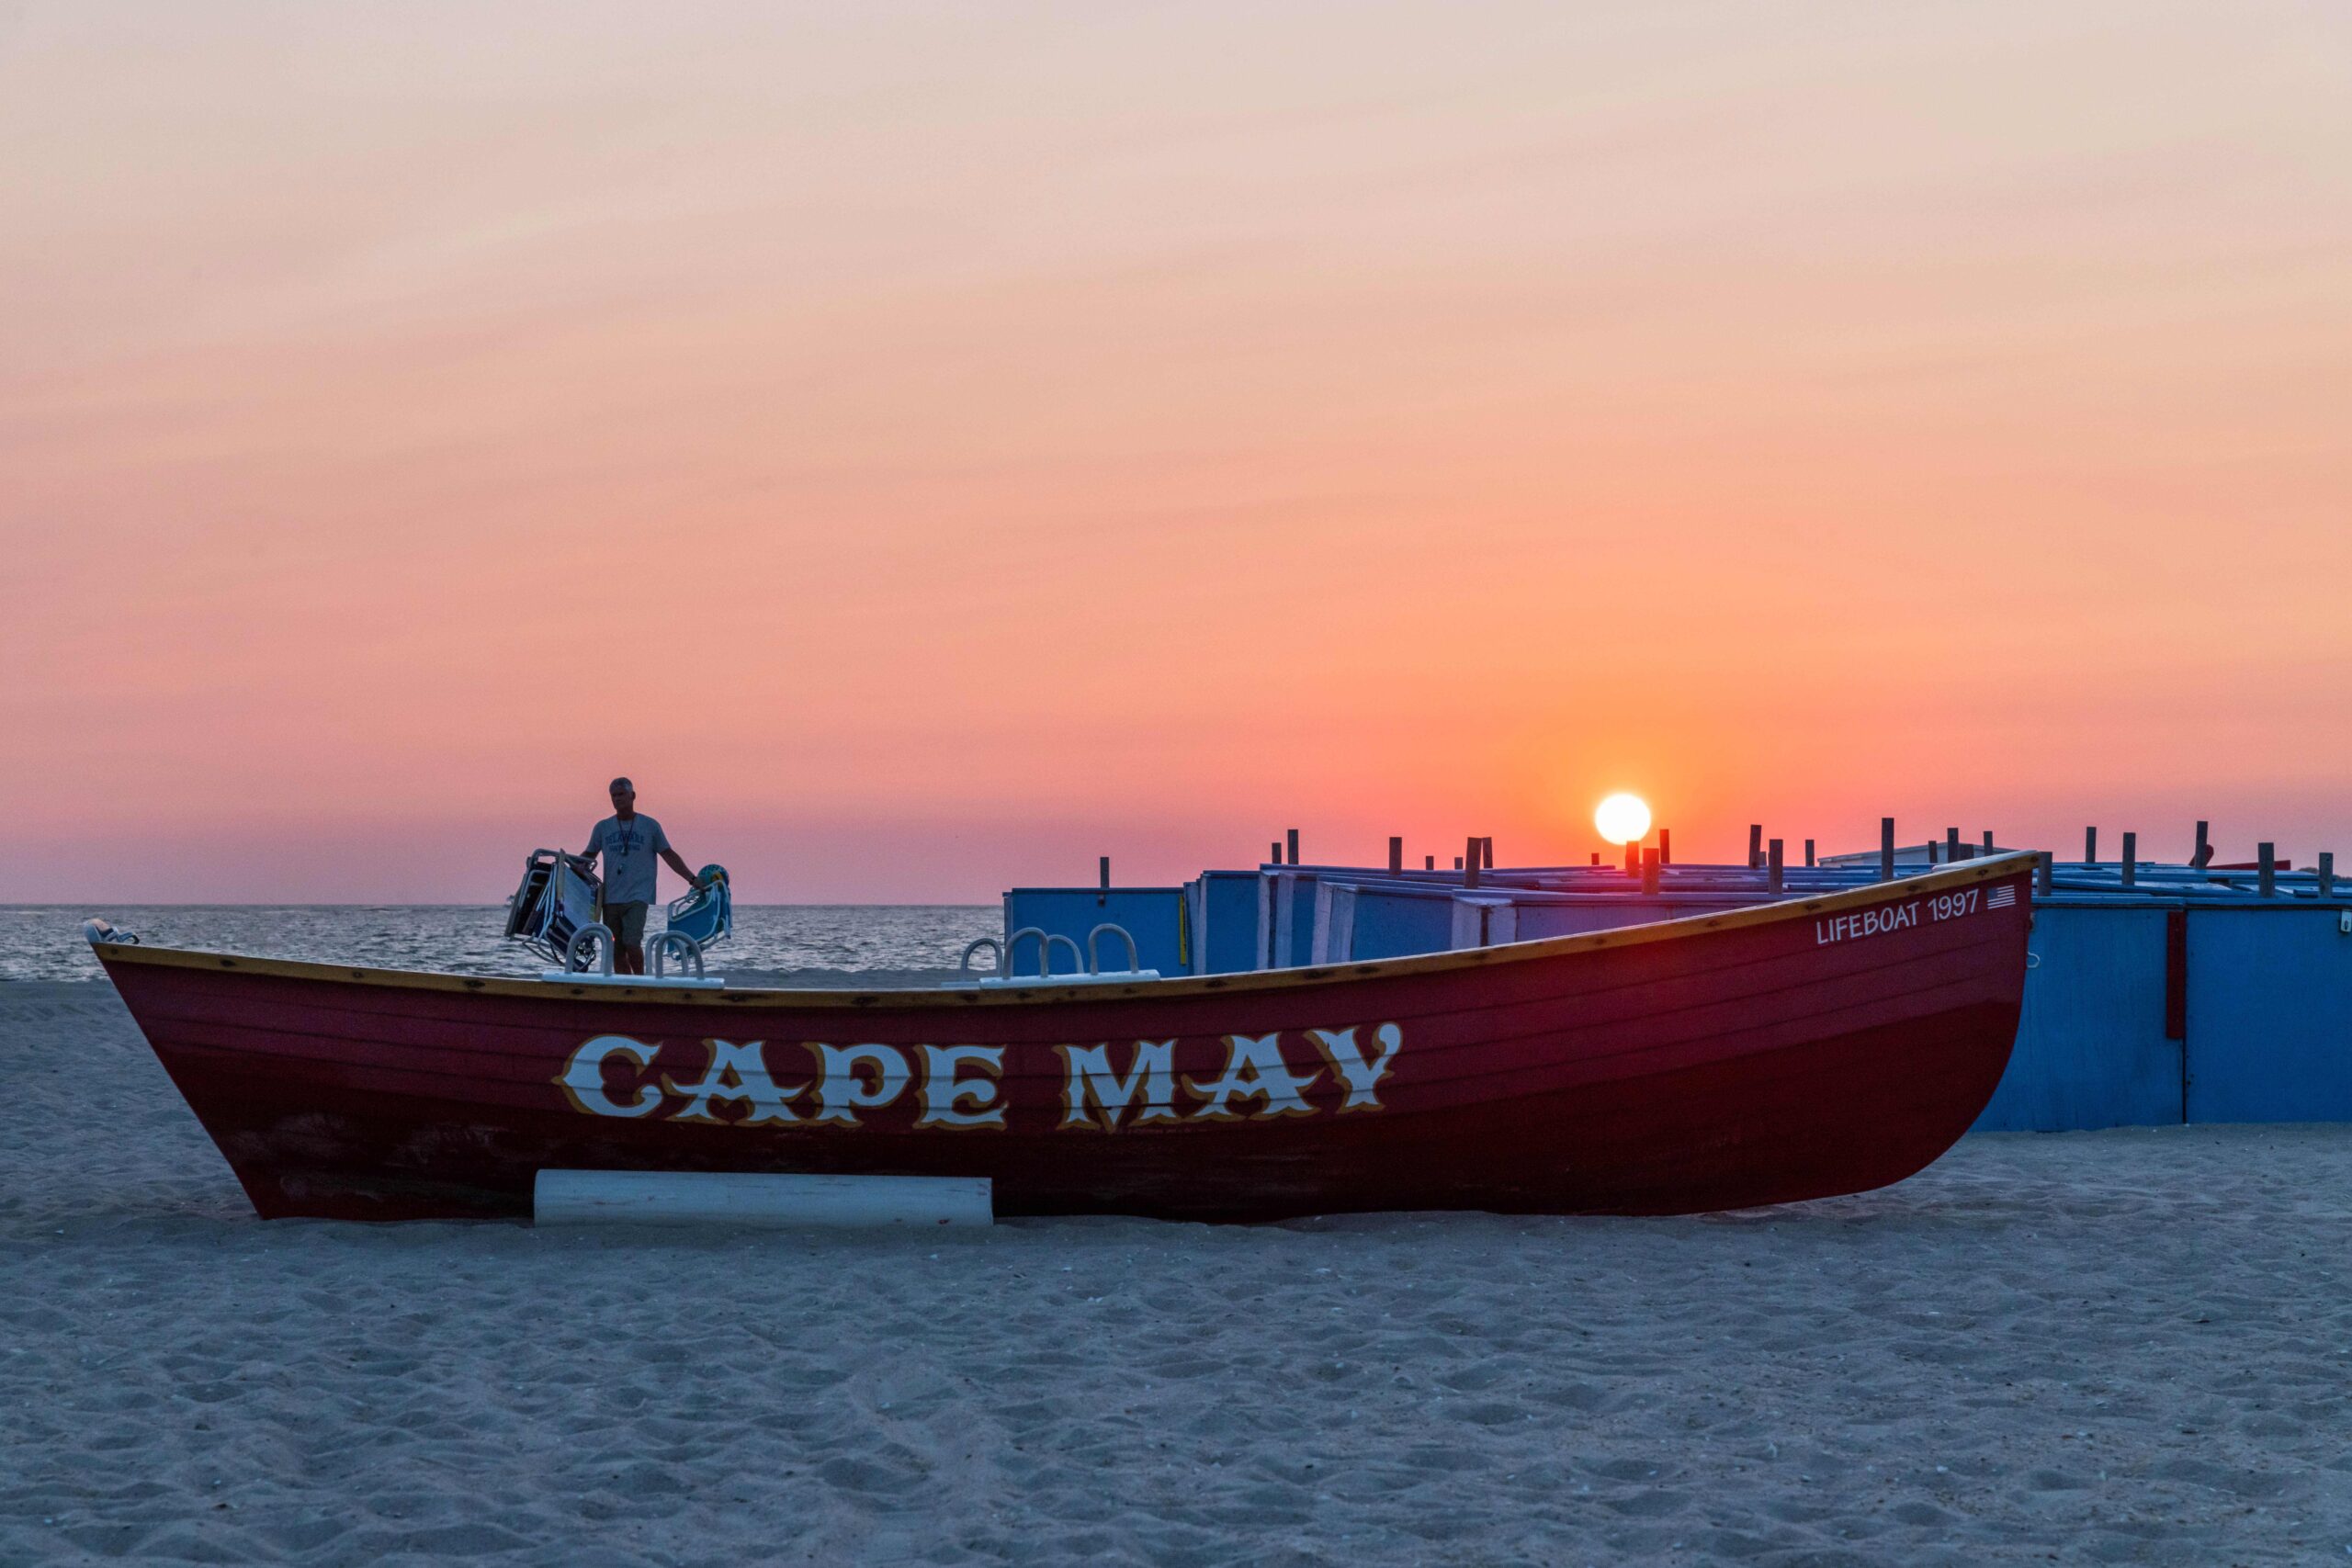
[1623,841,1638,874]
[1768,838,1784,895]
[1945,827,1961,863]
[1640,846,1660,895]
[2120,833,2136,889]
[2258,841,2276,897]
[1881,818,1895,882]
[1286,828,1299,866]
[1464,836,1481,891]
[1589,852,1600,866]
[1481,837,1495,870]
[1099,855,1111,904]
[1982,829,1996,854]
[1747,824,1762,870]
[1804,838,1816,867]
[2036,850,2054,897]
[1657,828,1671,866]
[2319,851,2335,897]
[2085,826,2098,865]
[1387,836,1403,874]
[1424,854,1435,871]
[2193,820,2211,870]
[1453,855,1463,871]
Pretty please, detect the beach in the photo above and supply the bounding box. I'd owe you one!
[6,979,2349,1566]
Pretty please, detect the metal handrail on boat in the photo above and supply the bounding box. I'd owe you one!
[649,931,705,979]
[564,923,616,976]
[976,925,1157,987]
[1003,927,1045,976]
[1088,922,1141,976]
[1005,927,1085,979]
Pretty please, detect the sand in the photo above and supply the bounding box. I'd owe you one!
[5,980,2349,1567]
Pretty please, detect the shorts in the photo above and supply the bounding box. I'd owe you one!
[604,901,650,948]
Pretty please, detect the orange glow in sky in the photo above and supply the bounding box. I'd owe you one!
[2,4,2347,901]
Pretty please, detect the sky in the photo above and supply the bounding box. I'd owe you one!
[2,1,2347,902]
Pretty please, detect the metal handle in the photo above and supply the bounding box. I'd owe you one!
[650,931,705,978]
[1002,929,1087,978]
[958,937,1005,977]
[1087,922,1140,975]
[566,922,616,976]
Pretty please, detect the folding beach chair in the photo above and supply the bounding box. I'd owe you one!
[504,849,605,967]
[662,865,733,953]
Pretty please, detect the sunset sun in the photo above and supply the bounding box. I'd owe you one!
[1594,793,1652,846]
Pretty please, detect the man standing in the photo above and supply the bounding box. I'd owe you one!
[574,778,704,975]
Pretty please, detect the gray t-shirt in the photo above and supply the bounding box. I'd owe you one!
[582,814,670,906]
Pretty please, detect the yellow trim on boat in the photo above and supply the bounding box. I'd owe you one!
[92,852,2038,1010]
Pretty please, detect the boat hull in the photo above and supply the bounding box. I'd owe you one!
[97,857,2033,1222]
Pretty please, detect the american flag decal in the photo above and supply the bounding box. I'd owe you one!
[1987,886,2017,909]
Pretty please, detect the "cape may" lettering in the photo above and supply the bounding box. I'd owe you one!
[554,1024,1404,1131]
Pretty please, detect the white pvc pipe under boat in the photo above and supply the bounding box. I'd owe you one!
[532,1170,993,1230]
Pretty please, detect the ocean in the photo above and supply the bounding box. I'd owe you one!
[0,905,1000,984]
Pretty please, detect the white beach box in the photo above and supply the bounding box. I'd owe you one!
[533,1170,993,1230]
